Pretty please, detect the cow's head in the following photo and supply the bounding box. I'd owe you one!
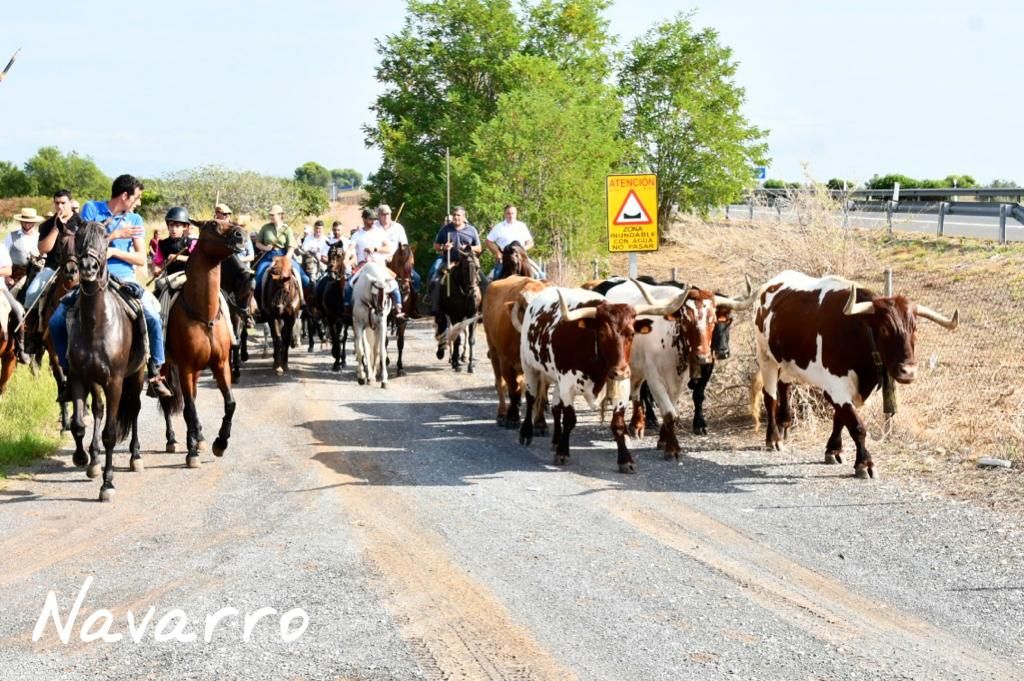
[558,287,689,381]
[843,284,958,383]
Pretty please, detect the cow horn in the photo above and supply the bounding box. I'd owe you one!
[744,274,753,297]
[635,289,689,317]
[843,283,875,316]
[558,290,598,322]
[714,294,745,310]
[631,278,656,305]
[917,304,959,330]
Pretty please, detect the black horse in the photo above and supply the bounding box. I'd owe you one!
[315,242,352,372]
[436,246,481,373]
[299,248,326,352]
[498,240,532,279]
[220,254,254,382]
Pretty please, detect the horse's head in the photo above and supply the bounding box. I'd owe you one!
[75,222,108,287]
[500,240,529,278]
[327,242,349,279]
[457,245,480,284]
[300,249,321,278]
[193,219,247,259]
[391,243,414,279]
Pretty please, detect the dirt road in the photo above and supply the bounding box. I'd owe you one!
[1,321,1021,680]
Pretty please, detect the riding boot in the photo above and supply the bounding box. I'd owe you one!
[55,374,71,403]
[146,359,174,398]
[12,323,30,365]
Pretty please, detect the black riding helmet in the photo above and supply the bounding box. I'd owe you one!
[165,206,190,224]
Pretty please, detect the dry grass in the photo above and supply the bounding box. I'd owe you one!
[601,204,1024,510]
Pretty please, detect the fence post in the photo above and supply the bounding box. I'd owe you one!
[748,199,754,222]
[937,201,947,236]
[885,268,893,296]
[775,202,782,224]
[886,200,894,235]
[842,200,849,229]
[671,267,678,282]
[999,204,1008,244]
[725,204,730,221]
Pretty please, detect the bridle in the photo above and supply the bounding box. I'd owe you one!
[74,247,109,297]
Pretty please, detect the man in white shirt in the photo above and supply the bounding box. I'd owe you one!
[4,207,44,275]
[0,241,29,364]
[484,204,543,278]
[374,203,421,291]
[301,220,331,264]
[345,208,404,319]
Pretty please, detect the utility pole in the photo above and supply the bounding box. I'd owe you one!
[445,147,451,217]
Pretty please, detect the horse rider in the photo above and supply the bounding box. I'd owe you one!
[375,203,422,294]
[253,204,311,302]
[301,220,331,265]
[4,206,43,291]
[0,240,30,364]
[426,205,481,355]
[151,207,194,284]
[484,204,544,279]
[49,174,173,400]
[22,190,85,354]
[344,208,405,319]
[214,202,233,221]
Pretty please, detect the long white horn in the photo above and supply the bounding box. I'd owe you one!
[635,289,689,317]
[843,283,874,316]
[744,274,753,297]
[559,290,598,322]
[631,278,655,305]
[714,294,744,310]
[917,304,959,330]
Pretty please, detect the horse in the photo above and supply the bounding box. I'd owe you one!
[351,262,394,388]
[0,291,15,398]
[387,243,417,376]
[33,255,80,430]
[160,219,246,468]
[498,240,532,279]
[437,246,482,373]
[220,254,255,382]
[259,255,302,375]
[317,242,351,372]
[299,248,326,352]
[65,222,147,502]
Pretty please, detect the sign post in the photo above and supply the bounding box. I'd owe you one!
[607,174,658,278]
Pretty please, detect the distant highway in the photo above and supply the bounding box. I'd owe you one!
[721,205,1024,242]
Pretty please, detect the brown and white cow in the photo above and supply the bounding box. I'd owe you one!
[482,275,549,428]
[518,284,688,473]
[753,270,959,478]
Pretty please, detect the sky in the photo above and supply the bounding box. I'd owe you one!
[0,0,1020,186]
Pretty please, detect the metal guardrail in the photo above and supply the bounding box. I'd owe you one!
[753,187,1024,201]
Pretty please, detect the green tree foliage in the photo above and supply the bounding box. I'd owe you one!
[462,55,626,257]
[330,168,363,189]
[988,179,1018,188]
[147,166,327,219]
[23,146,110,200]
[618,14,769,224]
[763,179,785,189]
[0,161,34,198]
[867,173,977,190]
[294,161,331,187]
[826,178,856,191]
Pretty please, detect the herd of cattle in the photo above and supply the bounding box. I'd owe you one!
[482,270,959,479]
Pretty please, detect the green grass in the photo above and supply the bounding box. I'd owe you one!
[0,367,61,478]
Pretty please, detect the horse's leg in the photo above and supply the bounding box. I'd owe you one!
[98,382,121,502]
[211,360,235,458]
[451,332,461,372]
[467,322,476,374]
[329,318,341,372]
[284,317,294,372]
[159,390,177,453]
[70,379,89,467]
[271,319,283,375]
[240,325,249,362]
[181,369,202,468]
[378,318,388,389]
[128,373,143,472]
[87,387,104,479]
[230,327,241,382]
[354,322,367,385]
[340,321,350,368]
[395,318,406,376]
[306,313,315,353]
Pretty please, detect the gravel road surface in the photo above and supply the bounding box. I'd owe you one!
[1,320,1021,680]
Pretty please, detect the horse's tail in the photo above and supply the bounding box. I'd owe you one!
[160,363,184,416]
[116,372,144,442]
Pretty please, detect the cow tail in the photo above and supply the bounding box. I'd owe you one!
[749,369,763,429]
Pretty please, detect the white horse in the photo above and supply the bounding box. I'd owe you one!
[351,262,394,388]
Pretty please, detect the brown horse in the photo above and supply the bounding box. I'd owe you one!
[66,222,147,502]
[388,243,416,375]
[498,240,532,279]
[260,255,302,375]
[160,219,246,467]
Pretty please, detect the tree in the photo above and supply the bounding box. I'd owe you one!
[147,166,327,219]
[866,174,918,190]
[330,168,363,189]
[0,161,34,197]
[989,179,1018,188]
[763,179,785,190]
[826,178,856,191]
[294,161,331,187]
[23,146,110,199]
[618,14,769,225]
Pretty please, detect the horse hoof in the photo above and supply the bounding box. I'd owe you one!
[553,455,569,466]
[213,438,226,457]
[331,363,341,373]
[86,465,101,479]
[824,451,839,465]
[519,435,532,446]
[663,452,675,461]
[231,371,240,382]
[854,467,869,479]
[73,451,88,467]
[130,458,144,473]
[358,377,366,386]
[467,366,474,374]
[166,442,177,453]
[380,382,387,389]
[618,462,637,474]
[186,455,201,469]
[99,488,114,503]
[275,367,284,376]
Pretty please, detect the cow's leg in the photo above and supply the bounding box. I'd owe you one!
[505,372,522,429]
[833,401,872,478]
[660,414,679,461]
[555,404,576,466]
[518,390,536,447]
[825,408,844,465]
[777,380,793,440]
[490,348,507,426]
[628,399,646,439]
[645,377,680,457]
[533,380,548,435]
[760,364,782,451]
[611,404,635,473]
[690,363,713,435]
[550,402,563,454]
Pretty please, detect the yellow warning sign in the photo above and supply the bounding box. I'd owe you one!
[607,174,658,253]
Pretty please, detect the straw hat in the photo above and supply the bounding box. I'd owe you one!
[215,202,233,215]
[13,207,45,223]
[268,204,284,216]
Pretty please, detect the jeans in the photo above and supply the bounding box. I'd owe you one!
[255,249,311,292]
[411,268,422,292]
[24,267,56,311]
[428,257,444,281]
[49,287,165,371]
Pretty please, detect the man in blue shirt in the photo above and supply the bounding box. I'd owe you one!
[427,206,481,357]
[49,174,173,400]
